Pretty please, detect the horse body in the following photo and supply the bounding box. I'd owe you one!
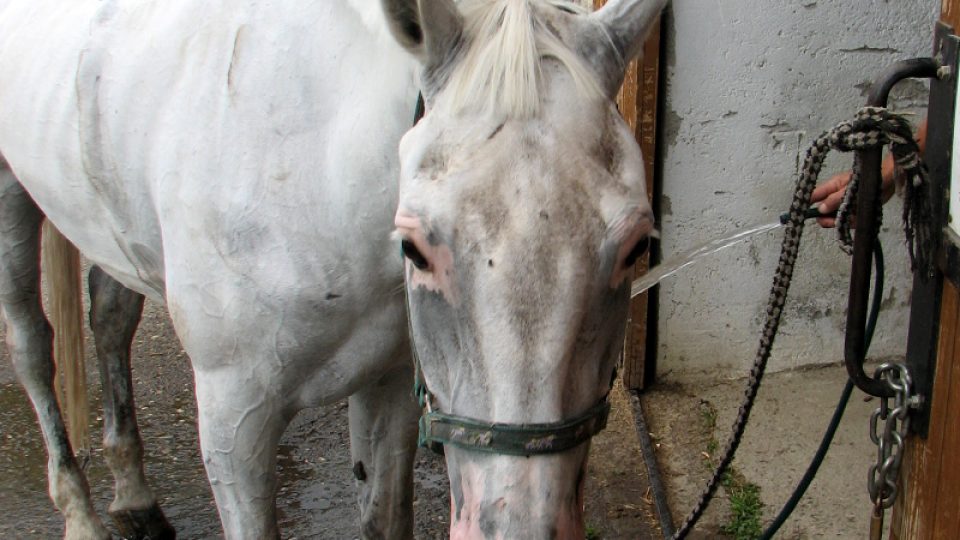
[0,0,420,389]
[1,1,422,538]
[0,0,664,538]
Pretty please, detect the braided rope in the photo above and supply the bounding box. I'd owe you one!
[672,107,927,539]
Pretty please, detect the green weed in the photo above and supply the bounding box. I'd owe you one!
[699,400,764,540]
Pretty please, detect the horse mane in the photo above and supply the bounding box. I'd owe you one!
[446,0,603,119]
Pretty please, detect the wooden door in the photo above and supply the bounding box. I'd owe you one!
[891,284,960,539]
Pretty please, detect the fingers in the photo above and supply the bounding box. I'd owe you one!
[810,172,852,229]
[810,171,851,203]
[817,188,847,216]
[816,215,837,228]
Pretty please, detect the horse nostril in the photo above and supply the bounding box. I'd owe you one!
[401,239,430,270]
[624,236,650,268]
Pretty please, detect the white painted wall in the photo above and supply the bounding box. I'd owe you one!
[656,1,937,379]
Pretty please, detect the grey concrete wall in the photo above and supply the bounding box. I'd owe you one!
[656,1,937,379]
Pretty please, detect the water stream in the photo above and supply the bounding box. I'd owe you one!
[631,221,784,298]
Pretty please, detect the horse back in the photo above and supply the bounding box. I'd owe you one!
[0,1,417,305]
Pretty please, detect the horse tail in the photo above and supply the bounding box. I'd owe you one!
[42,220,90,455]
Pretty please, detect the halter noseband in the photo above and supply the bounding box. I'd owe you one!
[415,379,611,457]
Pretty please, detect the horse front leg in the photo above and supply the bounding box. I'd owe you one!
[88,265,175,539]
[194,370,289,540]
[348,363,420,540]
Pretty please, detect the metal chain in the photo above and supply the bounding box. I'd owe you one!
[867,363,920,509]
[671,107,925,539]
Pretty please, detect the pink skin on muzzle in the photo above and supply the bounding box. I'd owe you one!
[448,459,587,540]
[394,209,459,304]
[609,207,656,288]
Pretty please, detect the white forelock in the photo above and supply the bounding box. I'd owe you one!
[444,0,603,119]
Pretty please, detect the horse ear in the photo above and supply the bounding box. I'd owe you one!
[381,0,464,80]
[380,0,426,51]
[582,0,667,95]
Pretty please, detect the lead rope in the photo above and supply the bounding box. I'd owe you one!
[672,106,928,539]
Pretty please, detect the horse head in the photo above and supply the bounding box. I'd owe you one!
[384,0,663,537]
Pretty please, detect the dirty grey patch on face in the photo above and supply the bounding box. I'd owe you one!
[419,142,448,178]
[459,182,508,244]
[539,9,564,40]
[595,112,624,177]
[408,285,465,398]
[450,468,465,520]
[479,497,500,538]
[562,281,629,402]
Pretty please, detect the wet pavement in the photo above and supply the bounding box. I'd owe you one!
[0,296,451,539]
[0,293,655,539]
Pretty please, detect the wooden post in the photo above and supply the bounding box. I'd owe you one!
[593,0,662,390]
[891,282,960,539]
[890,2,960,537]
[944,0,960,29]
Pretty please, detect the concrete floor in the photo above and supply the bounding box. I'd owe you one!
[639,362,897,539]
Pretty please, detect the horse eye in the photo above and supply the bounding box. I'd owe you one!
[624,237,650,268]
[401,240,430,270]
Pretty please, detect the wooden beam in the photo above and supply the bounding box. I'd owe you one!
[943,0,960,30]
[891,280,959,540]
[891,5,960,537]
[622,27,661,390]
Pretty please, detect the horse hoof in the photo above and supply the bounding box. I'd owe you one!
[109,504,176,540]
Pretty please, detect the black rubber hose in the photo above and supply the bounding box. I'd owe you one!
[630,390,677,538]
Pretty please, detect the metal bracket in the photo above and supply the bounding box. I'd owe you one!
[844,56,939,401]
[902,23,960,437]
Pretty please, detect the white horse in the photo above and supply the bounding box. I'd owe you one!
[0,0,662,538]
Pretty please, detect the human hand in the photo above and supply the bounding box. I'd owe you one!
[810,171,851,228]
[810,118,925,228]
[809,163,896,228]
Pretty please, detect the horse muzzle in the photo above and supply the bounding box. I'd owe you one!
[446,447,589,540]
